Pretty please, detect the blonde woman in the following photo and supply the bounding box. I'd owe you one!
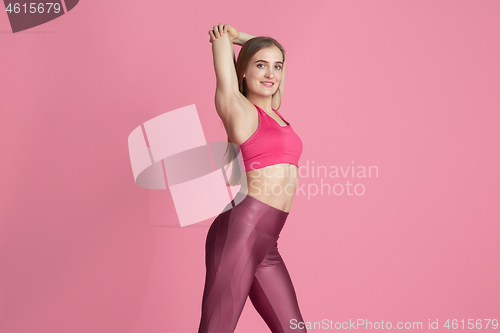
[198,23,307,333]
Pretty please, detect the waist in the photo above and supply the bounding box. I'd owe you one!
[240,163,299,213]
[229,192,289,237]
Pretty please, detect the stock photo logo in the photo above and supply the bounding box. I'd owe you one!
[3,0,79,33]
[127,105,380,227]
[128,105,244,228]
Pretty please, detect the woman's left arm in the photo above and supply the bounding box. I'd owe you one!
[233,32,256,46]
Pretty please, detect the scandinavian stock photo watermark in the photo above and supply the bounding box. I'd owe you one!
[3,1,80,33]
[128,104,380,225]
[289,318,499,330]
[244,160,379,200]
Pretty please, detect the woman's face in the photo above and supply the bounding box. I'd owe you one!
[244,46,283,97]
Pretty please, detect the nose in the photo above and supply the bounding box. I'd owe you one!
[265,69,275,78]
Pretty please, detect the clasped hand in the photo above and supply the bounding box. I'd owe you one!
[208,23,239,43]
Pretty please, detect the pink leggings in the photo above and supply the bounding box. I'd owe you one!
[198,192,307,333]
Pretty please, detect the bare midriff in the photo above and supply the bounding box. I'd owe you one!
[239,163,299,213]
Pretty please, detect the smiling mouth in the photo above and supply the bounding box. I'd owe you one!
[261,82,274,87]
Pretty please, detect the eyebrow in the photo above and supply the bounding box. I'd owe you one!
[255,60,283,64]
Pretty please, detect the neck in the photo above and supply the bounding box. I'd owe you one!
[246,94,274,113]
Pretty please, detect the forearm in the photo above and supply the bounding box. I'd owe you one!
[212,33,239,91]
[233,32,257,46]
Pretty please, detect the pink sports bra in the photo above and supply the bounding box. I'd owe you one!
[237,103,303,172]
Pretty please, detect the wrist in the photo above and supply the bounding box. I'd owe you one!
[232,35,242,45]
[233,32,256,46]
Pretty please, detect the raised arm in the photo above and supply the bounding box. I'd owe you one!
[208,24,246,123]
[210,28,239,97]
[233,32,257,46]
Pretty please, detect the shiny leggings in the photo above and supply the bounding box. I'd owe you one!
[198,192,307,333]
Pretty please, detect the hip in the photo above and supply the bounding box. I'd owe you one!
[211,191,290,240]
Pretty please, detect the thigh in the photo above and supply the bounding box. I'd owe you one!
[248,242,306,332]
[205,210,272,278]
[200,208,279,333]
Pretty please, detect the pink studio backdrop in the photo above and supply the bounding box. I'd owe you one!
[1,1,499,332]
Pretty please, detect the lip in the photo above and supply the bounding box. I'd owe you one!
[261,81,274,87]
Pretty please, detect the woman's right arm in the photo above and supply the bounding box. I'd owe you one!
[210,25,242,120]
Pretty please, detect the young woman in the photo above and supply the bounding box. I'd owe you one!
[198,23,307,333]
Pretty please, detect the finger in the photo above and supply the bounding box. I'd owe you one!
[213,26,219,38]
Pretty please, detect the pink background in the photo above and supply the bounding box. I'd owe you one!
[1,0,499,332]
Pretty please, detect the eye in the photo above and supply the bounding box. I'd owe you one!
[257,64,264,68]
[275,65,282,70]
